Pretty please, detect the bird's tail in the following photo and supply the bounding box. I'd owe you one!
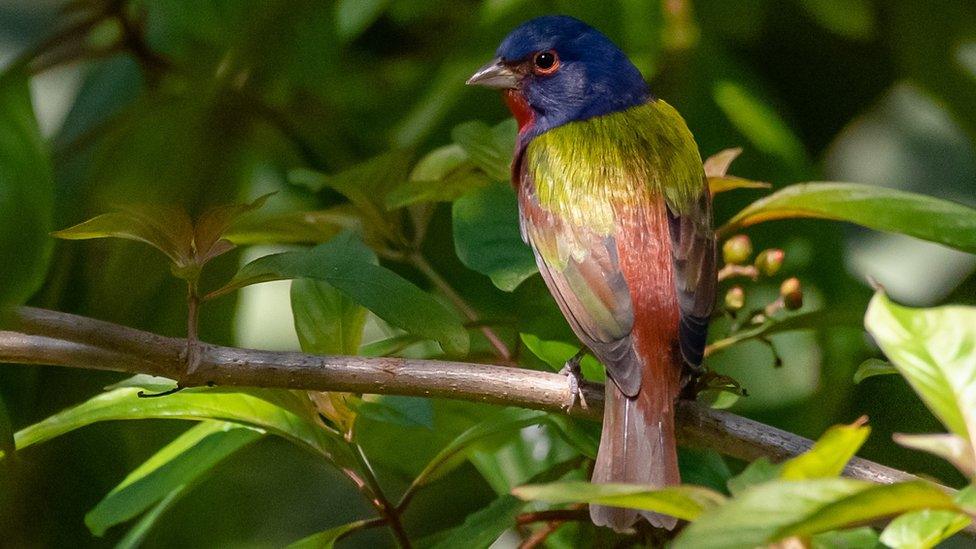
[590,365,680,531]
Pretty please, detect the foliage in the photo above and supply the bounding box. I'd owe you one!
[2,0,976,547]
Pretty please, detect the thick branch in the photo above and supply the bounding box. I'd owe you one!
[0,307,926,488]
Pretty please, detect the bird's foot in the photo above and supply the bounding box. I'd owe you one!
[559,348,588,411]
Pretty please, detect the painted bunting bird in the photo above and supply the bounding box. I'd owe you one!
[467,16,715,531]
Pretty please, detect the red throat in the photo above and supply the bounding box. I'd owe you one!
[504,89,535,133]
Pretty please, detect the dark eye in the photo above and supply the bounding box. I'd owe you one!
[532,50,559,74]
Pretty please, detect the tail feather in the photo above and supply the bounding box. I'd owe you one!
[590,375,680,531]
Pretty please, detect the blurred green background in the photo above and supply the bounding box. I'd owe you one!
[0,0,974,546]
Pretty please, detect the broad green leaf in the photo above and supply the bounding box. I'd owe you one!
[286,519,372,549]
[865,291,976,464]
[213,231,468,355]
[798,0,875,40]
[780,419,870,480]
[519,333,605,382]
[679,448,734,494]
[779,482,963,539]
[385,144,491,209]
[53,195,270,278]
[408,408,548,490]
[893,433,976,478]
[335,0,387,41]
[512,481,726,521]
[726,457,780,496]
[86,421,262,536]
[453,183,537,292]
[225,207,361,245]
[811,527,880,549]
[3,385,355,468]
[430,458,578,549]
[547,414,600,459]
[718,183,976,254]
[289,150,409,240]
[854,358,899,384]
[430,494,524,549]
[0,69,54,307]
[712,81,808,173]
[385,171,491,210]
[52,203,194,266]
[356,396,434,430]
[708,176,771,195]
[674,479,960,549]
[291,279,367,355]
[450,119,516,182]
[114,488,183,549]
[880,509,970,549]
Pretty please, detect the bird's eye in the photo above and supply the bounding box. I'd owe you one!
[532,50,559,75]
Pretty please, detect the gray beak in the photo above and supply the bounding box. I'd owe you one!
[466,58,519,89]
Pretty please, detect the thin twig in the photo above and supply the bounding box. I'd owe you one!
[408,254,513,361]
[0,306,940,489]
[350,444,411,548]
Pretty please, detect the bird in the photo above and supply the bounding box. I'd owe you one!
[467,15,716,531]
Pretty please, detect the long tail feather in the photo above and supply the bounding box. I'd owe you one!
[590,373,680,531]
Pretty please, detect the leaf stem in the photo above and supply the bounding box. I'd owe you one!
[408,254,513,361]
[350,443,412,548]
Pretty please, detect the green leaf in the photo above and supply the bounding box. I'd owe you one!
[798,0,875,40]
[778,482,963,539]
[430,458,579,549]
[408,408,548,491]
[854,358,899,384]
[718,183,976,254]
[113,488,184,549]
[53,195,271,278]
[780,419,870,480]
[52,203,194,266]
[865,291,976,467]
[3,385,354,468]
[519,333,604,382]
[335,0,388,41]
[880,509,970,549]
[450,120,516,182]
[674,479,961,549]
[385,144,491,209]
[285,519,371,549]
[453,183,537,292]
[811,527,881,549]
[85,421,262,536]
[429,494,523,549]
[213,231,468,355]
[356,396,434,430]
[727,458,780,496]
[0,69,54,307]
[224,207,361,245]
[893,433,976,477]
[291,278,367,355]
[712,81,808,173]
[708,176,772,195]
[512,481,726,521]
[679,448,734,494]
[289,150,409,239]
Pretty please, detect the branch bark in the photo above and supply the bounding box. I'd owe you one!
[0,307,928,488]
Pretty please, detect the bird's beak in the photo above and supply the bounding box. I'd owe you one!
[466,58,519,89]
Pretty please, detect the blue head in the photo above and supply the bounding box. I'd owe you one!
[467,16,649,140]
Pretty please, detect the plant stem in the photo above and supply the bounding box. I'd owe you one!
[0,306,949,496]
[350,443,411,548]
[409,254,513,361]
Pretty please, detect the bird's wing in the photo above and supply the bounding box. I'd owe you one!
[667,188,716,369]
[518,181,644,396]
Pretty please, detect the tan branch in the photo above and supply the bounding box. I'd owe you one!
[0,307,929,488]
